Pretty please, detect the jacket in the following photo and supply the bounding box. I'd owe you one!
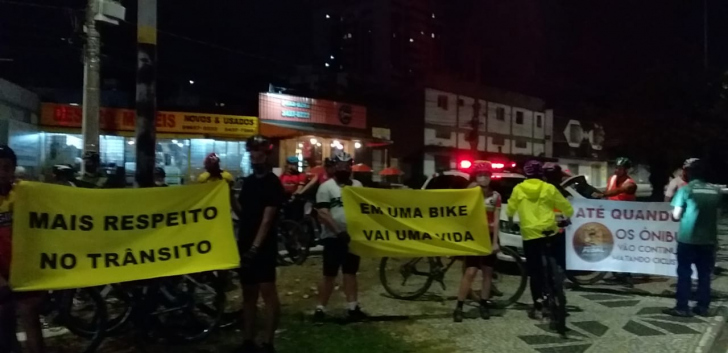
[506,179,574,241]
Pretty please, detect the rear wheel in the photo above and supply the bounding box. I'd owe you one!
[548,258,568,336]
[54,288,108,353]
[379,257,434,300]
[567,271,607,286]
[277,220,308,265]
[489,247,528,308]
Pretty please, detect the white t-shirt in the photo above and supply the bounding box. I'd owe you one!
[316,178,362,239]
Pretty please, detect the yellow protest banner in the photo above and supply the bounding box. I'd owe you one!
[342,187,491,257]
[10,181,240,291]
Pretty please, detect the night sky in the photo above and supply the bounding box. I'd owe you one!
[1,0,727,112]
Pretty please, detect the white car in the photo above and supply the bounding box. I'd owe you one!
[422,171,601,260]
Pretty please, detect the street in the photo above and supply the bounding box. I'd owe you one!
[36,218,728,353]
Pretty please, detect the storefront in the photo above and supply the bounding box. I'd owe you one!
[0,79,42,179]
[39,103,258,185]
[258,93,391,179]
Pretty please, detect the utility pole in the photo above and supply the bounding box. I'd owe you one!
[82,0,101,159]
[135,0,157,187]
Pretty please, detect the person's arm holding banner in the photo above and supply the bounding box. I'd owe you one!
[492,202,501,253]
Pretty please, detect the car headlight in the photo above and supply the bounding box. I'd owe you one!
[500,220,520,235]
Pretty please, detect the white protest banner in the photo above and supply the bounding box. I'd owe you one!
[565,199,682,277]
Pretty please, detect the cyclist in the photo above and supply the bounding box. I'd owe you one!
[75,151,110,188]
[0,146,46,353]
[664,158,720,317]
[153,167,168,187]
[280,156,306,197]
[594,157,638,286]
[197,153,234,186]
[299,158,332,197]
[506,160,574,320]
[233,135,284,353]
[313,151,367,322]
[454,161,501,322]
[594,157,637,201]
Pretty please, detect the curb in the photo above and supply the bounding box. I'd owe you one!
[695,306,728,353]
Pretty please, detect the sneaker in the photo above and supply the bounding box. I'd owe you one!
[347,306,369,322]
[479,301,491,320]
[662,308,693,317]
[528,307,543,320]
[692,307,710,317]
[313,309,326,322]
[453,308,464,323]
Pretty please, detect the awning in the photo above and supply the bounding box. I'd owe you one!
[260,121,393,146]
[353,163,372,172]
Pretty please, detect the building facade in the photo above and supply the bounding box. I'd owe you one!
[422,86,552,176]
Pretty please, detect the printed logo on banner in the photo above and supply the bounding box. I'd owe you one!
[572,222,614,263]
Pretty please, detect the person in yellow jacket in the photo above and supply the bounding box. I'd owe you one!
[198,153,235,186]
[507,160,574,320]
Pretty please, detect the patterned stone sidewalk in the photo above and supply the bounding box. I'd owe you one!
[360,279,727,353]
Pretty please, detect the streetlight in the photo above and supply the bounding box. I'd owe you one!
[189,80,194,85]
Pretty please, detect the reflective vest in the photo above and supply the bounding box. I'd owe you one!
[607,175,636,201]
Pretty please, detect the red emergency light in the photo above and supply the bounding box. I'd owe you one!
[492,163,505,169]
[459,160,473,169]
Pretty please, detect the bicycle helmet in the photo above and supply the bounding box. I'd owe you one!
[154,166,166,178]
[286,156,300,164]
[0,146,17,166]
[615,157,633,169]
[82,150,100,163]
[204,153,220,169]
[471,161,492,175]
[245,134,273,153]
[523,160,543,178]
[683,158,701,170]
[332,150,353,164]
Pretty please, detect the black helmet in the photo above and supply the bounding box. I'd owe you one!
[324,157,334,168]
[83,150,100,163]
[154,167,166,177]
[0,146,17,167]
[245,135,272,153]
[615,157,632,169]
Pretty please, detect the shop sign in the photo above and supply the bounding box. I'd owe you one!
[40,103,259,138]
[259,93,366,129]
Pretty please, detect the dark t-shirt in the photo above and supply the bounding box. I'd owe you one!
[238,172,284,251]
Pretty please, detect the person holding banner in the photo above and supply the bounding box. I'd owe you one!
[454,161,501,322]
[664,158,720,318]
[234,135,284,353]
[507,160,574,320]
[197,152,235,186]
[594,157,637,201]
[0,146,46,353]
[313,151,368,322]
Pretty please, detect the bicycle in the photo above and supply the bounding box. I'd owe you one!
[38,288,108,353]
[539,228,568,337]
[379,246,527,308]
[276,198,311,266]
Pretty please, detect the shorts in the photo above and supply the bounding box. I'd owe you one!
[0,234,11,279]
[464,255,497,269]
[322,238,360,277]
[237,240,277,286]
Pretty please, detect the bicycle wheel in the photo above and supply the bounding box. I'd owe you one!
[98,284,134,335]
[154,272,227,343]
[54,288,108,353]
[379,257,434,300]
[277,220,308,265]
[490,247,528,308]
[566,271,607,286]
[548,257,568,336]
[216,270,243,329]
